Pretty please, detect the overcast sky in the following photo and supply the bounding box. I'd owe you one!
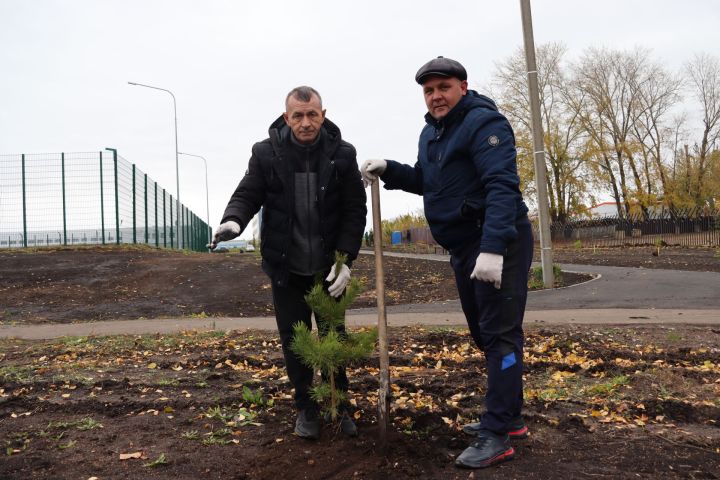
[1,0,718,239]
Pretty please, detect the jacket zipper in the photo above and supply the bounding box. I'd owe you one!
[306,152,312,273]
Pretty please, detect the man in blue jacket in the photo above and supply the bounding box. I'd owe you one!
[361,57,534,469]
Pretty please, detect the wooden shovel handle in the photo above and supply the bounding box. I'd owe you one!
[371,181,390,445]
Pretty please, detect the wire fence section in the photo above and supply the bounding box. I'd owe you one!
[0,152,210,252]
[534,207,720,248]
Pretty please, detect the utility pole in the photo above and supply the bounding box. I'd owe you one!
[128,82,182,249]
[520,0,554,287]
[178,152,212,247]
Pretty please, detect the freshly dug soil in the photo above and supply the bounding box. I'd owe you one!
[0,246,590,325]
[1,246,719,479]
[548,245,720,273]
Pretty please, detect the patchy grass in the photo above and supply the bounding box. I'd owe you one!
[201,428,234,446]
[180,430,199,440]
[57,439,77,450]
[585,375,630,396]
[46,417,103,431]
[528,263,564,290]
[156,378,180,387]
[0,364,36,384]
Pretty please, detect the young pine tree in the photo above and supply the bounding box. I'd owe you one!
[290,252,377,420]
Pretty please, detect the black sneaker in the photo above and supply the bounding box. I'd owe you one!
[323,410,358,437]
[462,416,529,439]
[294,409,320,440]
[455,430,514,469]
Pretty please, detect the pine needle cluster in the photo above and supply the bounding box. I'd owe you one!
[290,252,378,420]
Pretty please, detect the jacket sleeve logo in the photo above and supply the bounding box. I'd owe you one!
[488,135,500,147]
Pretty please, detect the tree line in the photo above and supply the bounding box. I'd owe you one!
[489,44,720,221]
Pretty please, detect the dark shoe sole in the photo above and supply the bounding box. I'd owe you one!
[294,427,320,440]
[455,446,515,469]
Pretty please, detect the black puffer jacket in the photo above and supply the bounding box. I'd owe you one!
[221,116,367,286]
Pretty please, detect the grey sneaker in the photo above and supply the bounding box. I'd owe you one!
[294,409,320,440]
[455,430,514,469]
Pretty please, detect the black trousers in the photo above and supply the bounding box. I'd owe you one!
[450,216,534,434]
[271,272,349,411]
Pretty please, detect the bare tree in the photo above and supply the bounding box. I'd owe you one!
[490,43,592,222]
[630,62,683,207]
[686,53,720,206]
[569,47,664,218]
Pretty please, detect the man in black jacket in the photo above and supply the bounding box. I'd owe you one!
[211,86,367,439]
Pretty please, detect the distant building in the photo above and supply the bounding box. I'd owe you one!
[588,201,619,218]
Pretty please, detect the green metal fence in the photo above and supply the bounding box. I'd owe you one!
[0,151,210,252]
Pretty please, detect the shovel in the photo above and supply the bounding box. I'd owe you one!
[371,181,391,446]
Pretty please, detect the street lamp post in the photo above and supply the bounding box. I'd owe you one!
[178,152,211,247]
[128,81,182,249]
[519,0,554,288]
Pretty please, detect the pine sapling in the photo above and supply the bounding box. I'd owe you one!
[290,252,378,421]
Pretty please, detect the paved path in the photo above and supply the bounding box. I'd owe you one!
[359,251,720,310]
[1,251,718,340]
[1,308,718,340]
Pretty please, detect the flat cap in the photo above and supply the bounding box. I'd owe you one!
[415,56,467,84]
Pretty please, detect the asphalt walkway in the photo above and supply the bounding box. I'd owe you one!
[1,251,718,340]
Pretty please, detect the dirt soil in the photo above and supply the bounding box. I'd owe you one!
[1,325,718,479]
[0,246,591,325]
[549,245,720,273]
[1,245,719,479]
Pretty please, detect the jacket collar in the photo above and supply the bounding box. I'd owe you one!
[424,93,471,131]
[423,90,499,132]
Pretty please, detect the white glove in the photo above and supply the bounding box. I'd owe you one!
[470,252,504,289]
[326,263,351,298]
[209,220,241,249]
[360,159,387,187]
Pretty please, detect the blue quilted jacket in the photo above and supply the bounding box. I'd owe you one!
[382,90,528,254]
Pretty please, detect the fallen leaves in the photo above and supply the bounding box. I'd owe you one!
[1,324,718,478]
[119,451,143,460]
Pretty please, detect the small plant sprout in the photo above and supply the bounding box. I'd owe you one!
[241,386,273,408]
[180,430,199,440]
[654,237,663,256]
[201,428,233,446]
[57,440,77,450]
[143,453,169,467]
